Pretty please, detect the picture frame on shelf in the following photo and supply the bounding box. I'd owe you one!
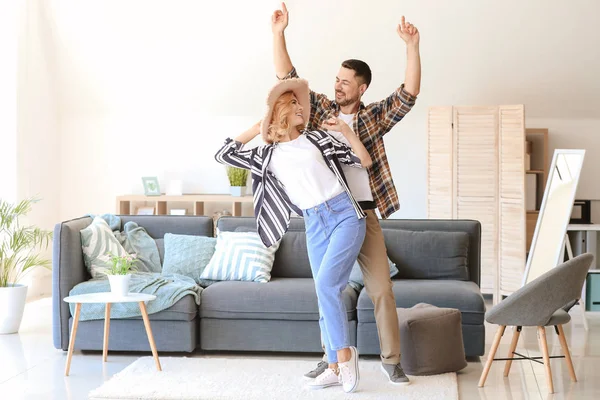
[136,206,155,215]
[142,177,161,196]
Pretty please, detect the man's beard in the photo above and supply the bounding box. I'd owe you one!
[336,92,358,107]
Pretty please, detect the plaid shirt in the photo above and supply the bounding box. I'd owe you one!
[282,67,417,218]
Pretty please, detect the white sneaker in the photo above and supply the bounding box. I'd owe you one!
[305,368,342,390]
[338,346,360,393]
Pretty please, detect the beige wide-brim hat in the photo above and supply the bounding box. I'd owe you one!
[260,78,310,142]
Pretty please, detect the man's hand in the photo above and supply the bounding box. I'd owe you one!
[397,16,419,46]
[271,2,289,34]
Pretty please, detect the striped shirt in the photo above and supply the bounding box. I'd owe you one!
[215,130,366,247]
[282,67,417,218]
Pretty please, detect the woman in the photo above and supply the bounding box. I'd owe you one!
[215,78,371,393]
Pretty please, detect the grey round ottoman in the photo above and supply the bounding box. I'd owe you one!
[396,303,467,376]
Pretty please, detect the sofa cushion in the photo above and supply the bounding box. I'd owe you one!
[132,294,197,322]
[218,217,313,279]
[348,257,399,291]
[200,277,358,321]
[80,217,129,279]
[200,231,279,283]
[120,215,214,238]
[271,226,313,278]
[155,238,165,263]
[384,229,469,280]
[162,234,218,287]
[357,280,485,325]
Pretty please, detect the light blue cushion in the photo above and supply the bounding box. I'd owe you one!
[348,258,399,291]
[161,233,218,288]
[199,231,280,283]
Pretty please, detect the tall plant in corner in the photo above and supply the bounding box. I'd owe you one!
[0,198,53,334]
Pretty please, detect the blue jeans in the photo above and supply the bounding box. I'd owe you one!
[303,192,366,363]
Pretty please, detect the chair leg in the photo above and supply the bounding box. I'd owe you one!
[537,326,554,394]
[504,326,521,377]
[478,325,505,387]
[556,324,577,382]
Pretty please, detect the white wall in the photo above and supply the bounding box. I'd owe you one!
[16,1,61,300]
[13,0,599,297]
[30,0,600,225]
[0,1,18,202]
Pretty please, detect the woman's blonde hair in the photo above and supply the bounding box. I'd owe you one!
[264,91,305,144]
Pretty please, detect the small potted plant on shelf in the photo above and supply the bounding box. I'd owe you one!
[227,166,249,197]
[103,252,138,297]
[0,198,52,334]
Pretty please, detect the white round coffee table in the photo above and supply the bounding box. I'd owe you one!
[63,292,162,376]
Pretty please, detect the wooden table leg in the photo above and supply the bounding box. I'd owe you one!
[103,303,111,362]
[138,301,162,371]
[65,303,82,376]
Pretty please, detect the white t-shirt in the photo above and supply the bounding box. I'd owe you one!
[327,112,374,202]
[268,135,344,210]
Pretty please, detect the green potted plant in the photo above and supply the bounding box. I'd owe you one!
[0,198,52,334]
[103,252,138,297]
[227,166,249,197]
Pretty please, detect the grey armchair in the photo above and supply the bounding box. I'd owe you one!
[478,253,594,394]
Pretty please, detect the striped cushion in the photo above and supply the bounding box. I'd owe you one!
[199,232,280,283]
[80,217,128,279]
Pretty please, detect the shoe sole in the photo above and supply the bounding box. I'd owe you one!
[306,382,341,390]
[344,347,360,393]
[380,364,411,386]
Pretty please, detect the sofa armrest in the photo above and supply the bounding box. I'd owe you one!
[52,216,92,350]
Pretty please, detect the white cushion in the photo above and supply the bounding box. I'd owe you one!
[200,232,280,283]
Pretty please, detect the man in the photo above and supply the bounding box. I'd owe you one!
[271,3,421,387]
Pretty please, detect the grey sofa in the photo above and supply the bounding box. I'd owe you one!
[53,215,485,357]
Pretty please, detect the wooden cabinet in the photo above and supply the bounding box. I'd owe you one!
[427,105,526,302]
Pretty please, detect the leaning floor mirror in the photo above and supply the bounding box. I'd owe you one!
[522,149,586,286]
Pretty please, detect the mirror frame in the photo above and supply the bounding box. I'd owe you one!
[522,149,586,286]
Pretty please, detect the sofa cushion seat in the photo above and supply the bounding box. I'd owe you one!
[200,277,358,321]
[131,294,197,322]
[357,279,485,325]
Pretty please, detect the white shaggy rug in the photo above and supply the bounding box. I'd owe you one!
[89,356,458,400]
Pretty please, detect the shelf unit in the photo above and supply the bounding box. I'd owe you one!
[116,194,253,216]
[525,128,549,252]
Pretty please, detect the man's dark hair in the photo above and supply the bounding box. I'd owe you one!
[341,59,372,88]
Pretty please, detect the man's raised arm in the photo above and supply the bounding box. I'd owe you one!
[397,16,421,97]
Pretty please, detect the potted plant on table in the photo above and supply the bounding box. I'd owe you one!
[104,253,138,297]
[0,198,52,334]
[227,166,249,197]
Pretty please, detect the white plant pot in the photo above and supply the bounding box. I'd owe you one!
[230,186,246,197]
[0,284,28,334]
[108,274,131,297]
